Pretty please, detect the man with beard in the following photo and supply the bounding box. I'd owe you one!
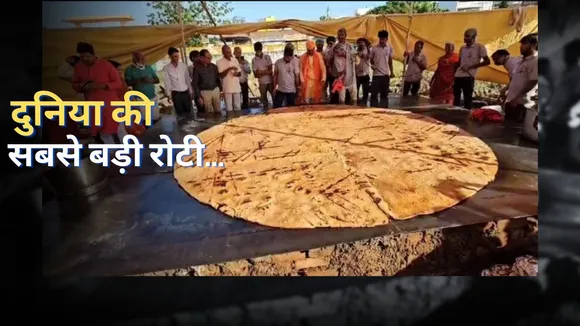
[504,34,538,122]
[273,47,300,108]
[299,40,326,104]
[252,42,274,110]
[124,51,161,121]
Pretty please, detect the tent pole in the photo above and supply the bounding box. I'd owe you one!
[400,1,414,96]
[200,1,228,46]
[177,1,188,65]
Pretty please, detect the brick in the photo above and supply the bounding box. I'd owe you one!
[308,246,335,258]
[294,258,330,270]
[305,269,339,276]
[271,251,307,263]
[249,255,272,263]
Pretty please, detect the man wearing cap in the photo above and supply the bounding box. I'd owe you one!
[299,40,327,104]
[454,28,490,110]
[124,52,161,121]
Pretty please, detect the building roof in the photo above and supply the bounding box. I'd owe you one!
[250,29,309,42]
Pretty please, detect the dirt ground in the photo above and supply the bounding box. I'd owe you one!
[140,216,538,277]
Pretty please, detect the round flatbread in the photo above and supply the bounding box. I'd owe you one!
[174,106,498,229]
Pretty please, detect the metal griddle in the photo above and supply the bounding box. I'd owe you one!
[42,97,538,278]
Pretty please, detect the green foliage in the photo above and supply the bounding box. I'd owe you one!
[367,1,448,14]
[146,1,233,46]
[495,1,511,9]
[319,6,332,20]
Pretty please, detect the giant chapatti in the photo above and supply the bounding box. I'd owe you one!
[174,107,498,229]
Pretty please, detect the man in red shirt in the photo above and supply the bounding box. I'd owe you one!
[72,42,125,144]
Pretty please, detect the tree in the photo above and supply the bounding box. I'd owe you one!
[494,1,511,8]
[319,6,332,20]
[146,1,233,46]
[367,1,448,14]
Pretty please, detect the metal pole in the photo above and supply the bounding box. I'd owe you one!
[200,1,228,46]
[400,1,414,96]
[177,1,188,65]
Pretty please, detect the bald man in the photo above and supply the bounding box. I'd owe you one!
[327,28,357,105]
[454,28,490,110]
[216,45,242,112]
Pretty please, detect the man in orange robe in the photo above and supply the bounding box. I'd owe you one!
[299,40,326,104]
[72,42,125,144]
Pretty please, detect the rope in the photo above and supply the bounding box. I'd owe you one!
[399,59,439,79]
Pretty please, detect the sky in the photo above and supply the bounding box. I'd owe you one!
[42,1,459,29]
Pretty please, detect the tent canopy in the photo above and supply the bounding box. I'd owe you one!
[43,7,538,99]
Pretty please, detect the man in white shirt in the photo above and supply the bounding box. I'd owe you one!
[273,47,301,108]
[454,28,491,110]
[163,47,193,115]
[491,49,522,102]
[234,46,252,110]
[216,45,242,112]
[369,30,395,106]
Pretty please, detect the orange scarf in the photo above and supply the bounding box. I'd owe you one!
[300,52,324,103]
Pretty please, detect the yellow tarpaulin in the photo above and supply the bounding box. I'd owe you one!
[43,7,537,100]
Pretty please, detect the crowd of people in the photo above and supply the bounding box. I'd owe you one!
[52,27,538,145]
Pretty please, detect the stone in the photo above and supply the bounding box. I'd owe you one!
[308,246,335,258]
[305,269,339,276]
[294,258,330,270]
[271,251,307,263]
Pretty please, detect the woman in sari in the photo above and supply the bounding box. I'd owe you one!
[430,42,459,104]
